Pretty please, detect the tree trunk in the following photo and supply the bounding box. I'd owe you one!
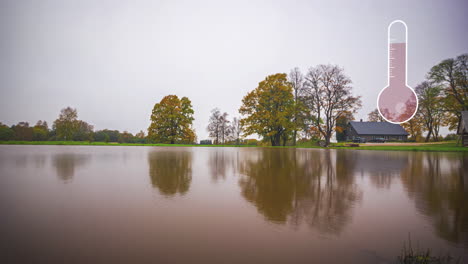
[425,130,432,142]
[324,134,331,147]
[293,130,297,146]
[170,139,175,144]
[271,134,281,146]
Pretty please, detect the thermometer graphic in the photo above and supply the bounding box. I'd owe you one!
[377,20,418,123]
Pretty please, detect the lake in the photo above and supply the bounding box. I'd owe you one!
[0,145,467,263]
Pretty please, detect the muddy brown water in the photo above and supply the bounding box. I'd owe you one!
[0,145,467,264]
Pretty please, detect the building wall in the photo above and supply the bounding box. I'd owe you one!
[345,127,358,141]
[344,127,407,141]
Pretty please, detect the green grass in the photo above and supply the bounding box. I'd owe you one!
[0,141,467,152]
[0,141,254,148]
[330,142,468,152]
[397,236,460,264]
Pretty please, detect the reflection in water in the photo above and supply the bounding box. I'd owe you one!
[239,149,362,234]
[52,153,90,183]
[33,154,47,168]
[401,153,468,246]
[1,145,467,263]
[148,149,192,197]
[349,151,409,188]
[208,148,239,182]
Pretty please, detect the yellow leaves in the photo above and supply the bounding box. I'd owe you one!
[148,95,195,144]
[335,126,345,133]
[239,73,295,145]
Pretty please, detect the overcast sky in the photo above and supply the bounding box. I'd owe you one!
[1,0,467,140]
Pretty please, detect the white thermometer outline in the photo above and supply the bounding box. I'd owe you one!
[377,19,418,124]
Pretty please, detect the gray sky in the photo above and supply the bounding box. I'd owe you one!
[1,0,467,140]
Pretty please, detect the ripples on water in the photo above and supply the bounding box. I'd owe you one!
[0,145,466,264]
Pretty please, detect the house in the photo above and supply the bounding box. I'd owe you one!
[457,111,468,147]
[345,119,409,141]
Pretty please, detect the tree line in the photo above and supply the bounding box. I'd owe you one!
[0,107,146,143]
[1,53,465,145]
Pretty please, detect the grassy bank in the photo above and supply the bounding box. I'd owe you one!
[328,142,468,152]
[0,141,467,152]
[0,141,250,148]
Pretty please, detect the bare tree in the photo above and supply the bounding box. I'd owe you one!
[367,109,384,122]
[207,108,222,144]
[289,67,306,145]
[219,112,230,144]
[207,108,231,144]
[303,65,362,146]
[230,117,242,145]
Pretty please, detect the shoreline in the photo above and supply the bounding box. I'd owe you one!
[1,141,467,153]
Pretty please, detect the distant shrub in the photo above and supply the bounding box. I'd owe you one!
[444,134,458,141]
[0,123,14,141]
[244,138,259,146]
[200,139,212,145]
[297,139,321,147]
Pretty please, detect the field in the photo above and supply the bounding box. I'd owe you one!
[330,142,468,152]
[1,141,467,152]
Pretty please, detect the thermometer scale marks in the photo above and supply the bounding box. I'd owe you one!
[377,20,418,123]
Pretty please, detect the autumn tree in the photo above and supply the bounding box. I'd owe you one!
[118,131,133,143]
[429,53,468,130]
[53,107,78,140]
[401,112,424,141]
[239,73,295,146]
[303,65,362,146]
[135,130,145,139]
[53,107,93,141]
[415,81,446,142]
[135,130,146,143]
[12,122,33,141]
[148,95,195,144]
[32,120,49,141]
[335,111,354,142]
[71,120,93,141]
[367,109,384,122]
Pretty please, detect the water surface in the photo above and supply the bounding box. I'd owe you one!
[0,145,467,263]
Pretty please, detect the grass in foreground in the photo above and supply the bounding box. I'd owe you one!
[0,141,467,152]
[397,237,460,264]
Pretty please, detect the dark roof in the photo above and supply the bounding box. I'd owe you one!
[458,111,468,134]
[349,121,409,135]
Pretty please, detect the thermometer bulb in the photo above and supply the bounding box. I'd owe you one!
[377,20,418,123]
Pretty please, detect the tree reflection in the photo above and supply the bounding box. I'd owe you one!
[238,149,361,235]
[208,148,241,182]
[52,153,90,183]
[348,151,409,189]
[148,149,192,197]
[401,152,468,246]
